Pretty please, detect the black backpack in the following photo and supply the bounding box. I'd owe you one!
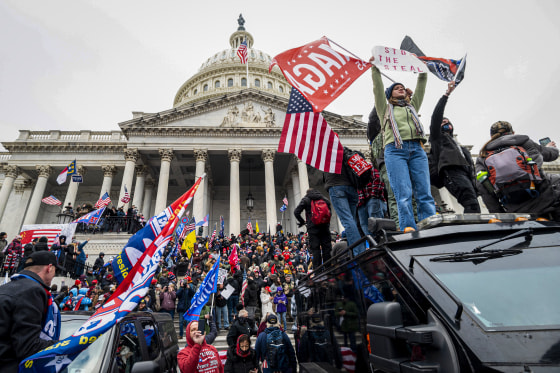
[266,328,288,371]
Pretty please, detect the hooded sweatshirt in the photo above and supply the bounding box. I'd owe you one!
[178,321,223,373]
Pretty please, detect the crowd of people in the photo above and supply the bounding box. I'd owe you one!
[1,61,560,373]
[62,202,147,235]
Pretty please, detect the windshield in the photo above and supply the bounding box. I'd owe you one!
[59,319,112,373]
[420,246,560,330]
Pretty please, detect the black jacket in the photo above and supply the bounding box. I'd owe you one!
[243,280,259,307]
[224,347,260,373]
[227,318,252,347]
[93,256,104,270]
[0,270,57,372]
[293,189,332,232]
[429,95,474,173]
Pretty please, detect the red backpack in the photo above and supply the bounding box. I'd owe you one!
[311,199,331,225]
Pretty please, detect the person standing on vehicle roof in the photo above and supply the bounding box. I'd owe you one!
[178,320,224,373]
[369,56,436,230]
[429,81,480,213]
[0,251,63,373]
[476,121,560,217]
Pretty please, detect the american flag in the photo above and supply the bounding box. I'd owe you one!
[95,192,111,209]
[283,196,289,206]
[209,227,217,247]
[240,270,248,306]
[185,217,196,232]
[237,39,248,64]
[278,88,343,174]
[340,347,357,373]
[41,195,62,206]
[120,185,131,204]
[246,219,253,235]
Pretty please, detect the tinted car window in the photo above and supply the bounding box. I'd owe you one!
[116,321,142,373]
[140,320,160,360]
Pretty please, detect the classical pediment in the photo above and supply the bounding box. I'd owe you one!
[119,88,367,135]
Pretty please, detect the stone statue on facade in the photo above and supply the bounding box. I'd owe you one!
[262,106,276,127]
[221,106,240,126]
[237,14,245,30]
[242,102,260,123]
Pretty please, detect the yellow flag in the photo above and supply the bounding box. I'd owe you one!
[182,230,196,259]
[256,220,260,233]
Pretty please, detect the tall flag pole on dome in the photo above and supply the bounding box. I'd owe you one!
[56,160,77,185]
[278,87,343,174]
[269,36,371,112]
[19,177,203,373]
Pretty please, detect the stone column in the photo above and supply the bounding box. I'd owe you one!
[0,166,20,222]
[142,179,155,218]
[262,149,277,233]
[154,149,174,214]
[228,149,242,235]
[62,166,86,211]
[118,149,138,209]
[291,170,303,232]
[132,165,148,211]
[297,159,310,197]
[100,165,117,199]
[193,149,207,230]
[287,185,297,234]
[23,165,52,225]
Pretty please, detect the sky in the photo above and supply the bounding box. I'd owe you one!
[1,0,559,154]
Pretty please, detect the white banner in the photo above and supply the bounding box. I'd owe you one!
[220,284,235,300]
[371,46,426,73]
[217,269,228,285]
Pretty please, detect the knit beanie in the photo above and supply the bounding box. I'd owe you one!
[385,82,404,100]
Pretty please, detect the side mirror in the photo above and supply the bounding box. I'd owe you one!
[130,361,159,373]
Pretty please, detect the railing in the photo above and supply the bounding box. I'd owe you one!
[0,253,93,280]
[0,153,12,161]
[74,216,145,235]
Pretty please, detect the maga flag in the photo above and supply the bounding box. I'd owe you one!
[19,178,201,373]
[270,37,370,112]
[400,36,466,84]
[72,207,105,225]
[111,176,203,284]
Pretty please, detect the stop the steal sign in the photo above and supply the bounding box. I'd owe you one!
[371,46,426,73]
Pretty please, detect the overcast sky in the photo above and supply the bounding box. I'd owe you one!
[1,0,559,154]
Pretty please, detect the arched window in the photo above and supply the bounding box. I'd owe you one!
[267,81,273,89]
[215,81,220,88]
[254,79,260,87]
[228,78,234,87]
[279,85,284,93]
[193,89,198,95]
[203,84,208,92]
[241,78,247,87]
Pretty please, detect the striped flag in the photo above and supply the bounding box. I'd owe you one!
[247,218,253,235]
[280,204,287,212]
[240,270,248,306]
[340,347,357,373]
[120,185,131,204]
[209,227,217,248]
[20,223,77,246]
[95,192,111,209]
[41,195,62,206]
[278,88,343,174]
[237,39,248,64]
[185,217,196,232]
[283,196,288,206]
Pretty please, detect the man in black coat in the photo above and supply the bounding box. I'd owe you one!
[429,81,480,213]
[0,251,63,372]
[226,309,252,348]
[294,188,332,269]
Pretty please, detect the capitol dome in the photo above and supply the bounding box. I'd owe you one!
[173,16,290,108]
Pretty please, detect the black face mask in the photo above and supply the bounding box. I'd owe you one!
[238,317,247,323]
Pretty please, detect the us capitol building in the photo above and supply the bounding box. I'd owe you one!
[1,17,555,255]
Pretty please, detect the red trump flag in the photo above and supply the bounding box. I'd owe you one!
[270,37,370,112]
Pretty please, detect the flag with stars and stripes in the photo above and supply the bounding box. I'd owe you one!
[95,192,111,209]
[120,185,131,204]
[246,218,253,235]
[278,87,343,174]
[283,196,288,206]
[237,39,248,64]
[41,195,62,206]
[269,36,370,112]
[185,217,196,232]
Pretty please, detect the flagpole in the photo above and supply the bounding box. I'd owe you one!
[326,37,395,83]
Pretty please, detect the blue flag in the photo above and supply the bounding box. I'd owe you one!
[280,204,287,212]
[72,207,105,225]
[351,267,384,304]
[184,256,220,322]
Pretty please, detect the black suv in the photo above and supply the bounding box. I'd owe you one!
[60,311,178,373]
[296,214,560,372]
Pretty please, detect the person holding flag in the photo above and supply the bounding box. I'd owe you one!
[369,55,436,231]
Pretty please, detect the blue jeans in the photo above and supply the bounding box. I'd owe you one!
[179,311,188,338]
[278,311,287,330]
[358,198,387,236]
[384,141,436,230]
[329,185,366,256]
[227,295,239,320]
[215,305,229,328]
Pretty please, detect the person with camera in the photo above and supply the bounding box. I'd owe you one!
[178,320,223,373]
[177,277,195,339]
[159,283,177,318]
